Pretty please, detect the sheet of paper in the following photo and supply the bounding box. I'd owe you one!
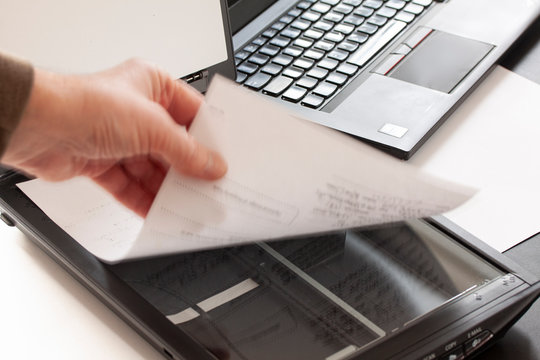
[410,66,540,252]
[18,77,474,263]
[134,76,474,259]
[17,177,143,261]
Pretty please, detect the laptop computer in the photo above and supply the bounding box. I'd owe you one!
[228,0,540,158]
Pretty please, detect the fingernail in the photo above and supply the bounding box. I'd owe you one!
[205,152,228,178]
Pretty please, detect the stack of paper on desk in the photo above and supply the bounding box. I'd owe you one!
[18,76,474,263]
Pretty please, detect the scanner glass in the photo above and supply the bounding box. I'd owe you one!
[110,219,503,360]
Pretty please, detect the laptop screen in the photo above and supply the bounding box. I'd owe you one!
[0,0,228,79]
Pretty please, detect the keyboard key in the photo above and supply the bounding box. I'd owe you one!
[304,29,325,40]
[243,44,259,53]
[324,32,345,43]
[304,49,325,60]
[262,28,278,38]
[377,6,398,18]
[296,76,319,89]
[318,58,339,70]
[364,0,383,9]
[394,10,416,23]
[301,11,321,22]
[320,0,340,5]
[288,8,302,18]
[259,44,280,57]
[280,15,294,24]
[244,72,272,90]
[294,37,314,48]
[263,75,293,96]
[282,86,308,103]
[354,7,374,17]
[367,15,388,27]
[348,20,407,67]
[413,0,433,6]
[386,0,406,10]
[236,72,248,83]
[334,23,355,35]
[271,21,286,31]
[404,3,425,15]
[270,36,291,47]
[336,62,359,76]
[313,20,334,31]
[306,67,329,80]
[311,3,331,13]
[328,49,349,61]
[281,27,302,39]
[272,54,293,66]
[282,46,304,57]
[348,32,369,44]
[343,15,365,26]
[293,57,315,69]
[297,1,312,10]
[283,66,304,79]
[326,72,348,85]
[323,12,344,23]
[249,53,270,66]
[358,23,379,35]
[338,41,359,52]
[333,4,354,15]
[235,50,249,60]
[301,94,325,108]
[261,63,283,76]
[252,36,267,46]
[343,0,362,6]
[313,82,338,98]
[237,62,259,75]
[291,19,311,30]
[314,40,335,51]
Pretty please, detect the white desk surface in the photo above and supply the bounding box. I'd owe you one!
[2,66,540,359]
[0,225,162,360]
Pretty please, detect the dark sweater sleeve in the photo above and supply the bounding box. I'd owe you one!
[0,53,34,158]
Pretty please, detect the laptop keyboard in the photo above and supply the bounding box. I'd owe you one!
[235,0,433,109]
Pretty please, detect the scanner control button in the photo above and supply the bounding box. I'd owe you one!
[464,330,493,355]
[440,345,465,360]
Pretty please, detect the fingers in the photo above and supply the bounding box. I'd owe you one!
[92,158,167,217]
[93,60,227,209]
[166,80,204,127]
[151,66,203,127]
[154,124,227,179]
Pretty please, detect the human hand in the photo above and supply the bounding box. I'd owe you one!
[1,59,227,217]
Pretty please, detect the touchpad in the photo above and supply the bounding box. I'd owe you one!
[388,30,494,93]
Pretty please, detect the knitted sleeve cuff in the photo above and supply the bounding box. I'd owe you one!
[0,53,34,158]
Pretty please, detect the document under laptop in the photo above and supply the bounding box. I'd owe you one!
[0,0,235,90]
[229,0,540,158]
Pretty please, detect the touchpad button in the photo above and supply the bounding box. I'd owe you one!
[388,30,494,93]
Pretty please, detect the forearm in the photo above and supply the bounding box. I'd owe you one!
[0,53,34,159]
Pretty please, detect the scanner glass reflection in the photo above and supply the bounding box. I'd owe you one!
[111,219,503,360]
